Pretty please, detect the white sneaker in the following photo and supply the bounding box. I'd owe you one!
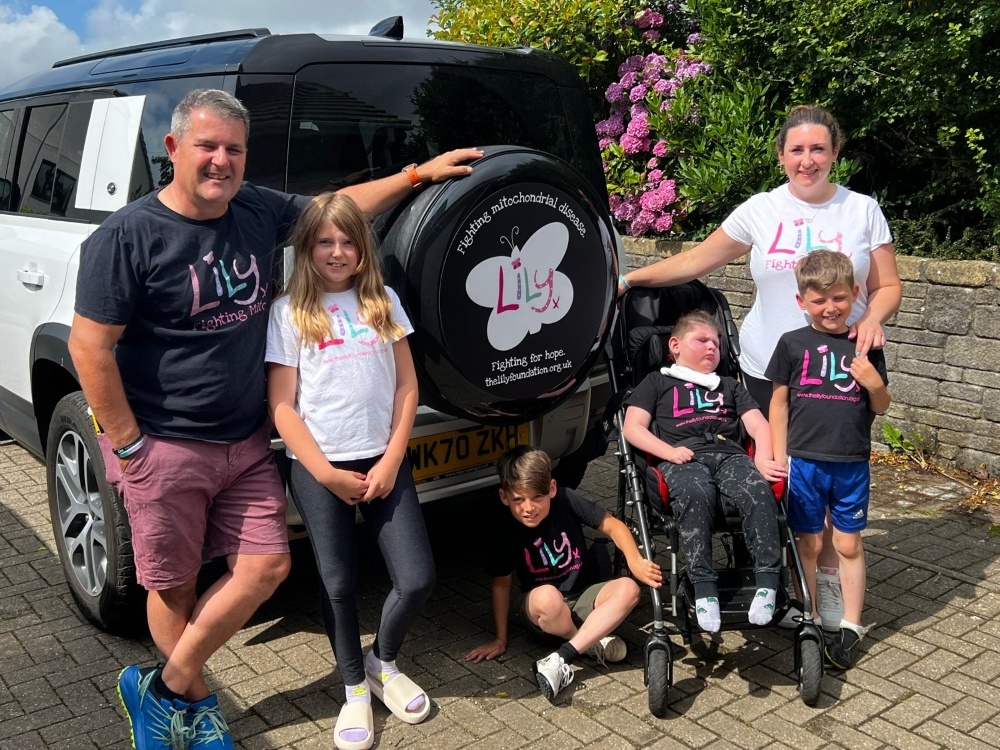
[816,570,844,633]
[534,653,574,701]
[586,635,627,666]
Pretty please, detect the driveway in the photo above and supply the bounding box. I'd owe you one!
[3,438,1000,749]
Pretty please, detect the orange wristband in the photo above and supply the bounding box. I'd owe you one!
[402,163,423,191]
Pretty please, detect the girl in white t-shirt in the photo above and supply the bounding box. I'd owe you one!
[266,193,432,750]
[618,105,902,636]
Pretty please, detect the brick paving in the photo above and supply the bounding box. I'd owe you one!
[3,437,1000,749]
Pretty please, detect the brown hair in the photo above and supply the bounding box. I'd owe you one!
[776,104,843,155]
[794,249,855,294]
[671,310,721,340]
[497,446,552,494]
[282,192,405,347]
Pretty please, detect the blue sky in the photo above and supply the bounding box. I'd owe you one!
[0,1,438,88]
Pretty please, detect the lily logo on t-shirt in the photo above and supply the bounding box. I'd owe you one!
[524,532,582,575]
[189,251,266,330]
[767,223,845,257]
[673,383,723,417]
[318,304,381,349]
[799,344,859,394]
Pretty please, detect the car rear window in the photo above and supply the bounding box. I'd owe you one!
[287,63,583,195]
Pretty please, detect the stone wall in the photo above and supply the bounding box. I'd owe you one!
[622,237,1000,475]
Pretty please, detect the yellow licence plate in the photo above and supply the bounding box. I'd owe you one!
[407,423,530,483]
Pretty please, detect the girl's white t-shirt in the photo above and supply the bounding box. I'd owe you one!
[720,183,893,379]
[265,288,414,461]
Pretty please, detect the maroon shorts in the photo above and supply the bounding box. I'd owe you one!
[98,425,288,590]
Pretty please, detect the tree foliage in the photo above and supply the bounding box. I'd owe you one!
[692,0,1000,252]
[431,0,694,117]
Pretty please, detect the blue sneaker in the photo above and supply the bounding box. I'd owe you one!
[117,665,192,750]
[188,694,234,750]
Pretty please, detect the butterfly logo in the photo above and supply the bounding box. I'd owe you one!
[465,222,574,351]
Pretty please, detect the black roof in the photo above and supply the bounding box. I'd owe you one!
[0,29,584,103]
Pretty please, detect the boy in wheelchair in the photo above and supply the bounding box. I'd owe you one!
[622,311,786,632]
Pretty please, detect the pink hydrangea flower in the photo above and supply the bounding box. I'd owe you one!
[652,140,669,157]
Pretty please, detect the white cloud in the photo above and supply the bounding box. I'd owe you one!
[0,6,83,89]
[0,0,438,90]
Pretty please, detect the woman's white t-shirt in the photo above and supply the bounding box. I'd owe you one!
[720,183,893,380]
[265,288,414,461]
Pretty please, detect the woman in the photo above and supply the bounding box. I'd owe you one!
[618,104,901,629]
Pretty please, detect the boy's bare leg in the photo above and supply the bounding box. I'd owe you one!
[795,532,823,619]
[566,578,639,653]
[527,585,577,639]
[156,552,291,700]
[832,529,865,625]
[817,514,839,569]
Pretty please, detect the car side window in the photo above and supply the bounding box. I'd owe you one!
[0,109,16,211]
[16,104,68,216]
[51,102,92,220]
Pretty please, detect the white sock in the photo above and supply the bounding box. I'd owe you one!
[695,597,721,632]
[748,588,777,625]
[365,650,399,683]
[345,682,370,705]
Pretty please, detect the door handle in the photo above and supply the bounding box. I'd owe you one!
[17,268,45,287]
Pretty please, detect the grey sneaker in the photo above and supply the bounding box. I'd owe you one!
[586,635,627,666]
[816,571,844,633]
[534,652,574,701]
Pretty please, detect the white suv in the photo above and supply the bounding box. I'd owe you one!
[0,22,620,633]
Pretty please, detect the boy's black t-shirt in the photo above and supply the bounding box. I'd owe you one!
[765,326,889,462]
[486,487,607,595]
[625,372,759,455]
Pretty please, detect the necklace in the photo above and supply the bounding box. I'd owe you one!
[785,184,833,224]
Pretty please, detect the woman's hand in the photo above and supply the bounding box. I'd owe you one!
[324,469,369,505]
[464,638,507,663]
[363,458,400,501]
[848,313,885,357]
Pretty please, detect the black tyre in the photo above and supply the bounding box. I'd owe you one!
[46,392,144,634]
[379,146,617,424]
[798,636,823,706]
[647,646,671,717]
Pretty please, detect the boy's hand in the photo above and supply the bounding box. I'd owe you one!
[849,356,884,391]
[754,456,788,483]
[628,556,663,588]
[464,638,507,663]
[663,445,694,464]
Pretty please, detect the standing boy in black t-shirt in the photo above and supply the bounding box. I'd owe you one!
[464,447,662,701]
[623,311,786,634]
[766,249,891,670]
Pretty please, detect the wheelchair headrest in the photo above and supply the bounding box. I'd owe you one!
[627,324,674,386]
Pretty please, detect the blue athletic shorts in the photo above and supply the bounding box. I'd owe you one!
[787,457,870,534]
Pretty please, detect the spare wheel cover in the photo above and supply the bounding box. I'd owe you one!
[381,146,616,424]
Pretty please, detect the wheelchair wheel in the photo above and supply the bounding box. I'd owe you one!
[647,646,671,716]
[797,637,823,706]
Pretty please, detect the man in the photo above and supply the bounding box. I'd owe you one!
[68,88,481,750]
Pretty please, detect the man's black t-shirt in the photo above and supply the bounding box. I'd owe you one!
[626,372,758,455]
[486,487,607,595]
[765,326,889,461]
[75,185,308,442]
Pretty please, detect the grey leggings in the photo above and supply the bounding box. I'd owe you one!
[657,451,781,597]
[291,456,435,686]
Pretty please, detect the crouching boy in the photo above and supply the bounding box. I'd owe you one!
[465,446,662,701]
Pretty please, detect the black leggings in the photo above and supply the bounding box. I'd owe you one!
[657,452,781,596]
[291,456,435,686]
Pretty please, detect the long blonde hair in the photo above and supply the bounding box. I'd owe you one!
[284,192,405,347]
